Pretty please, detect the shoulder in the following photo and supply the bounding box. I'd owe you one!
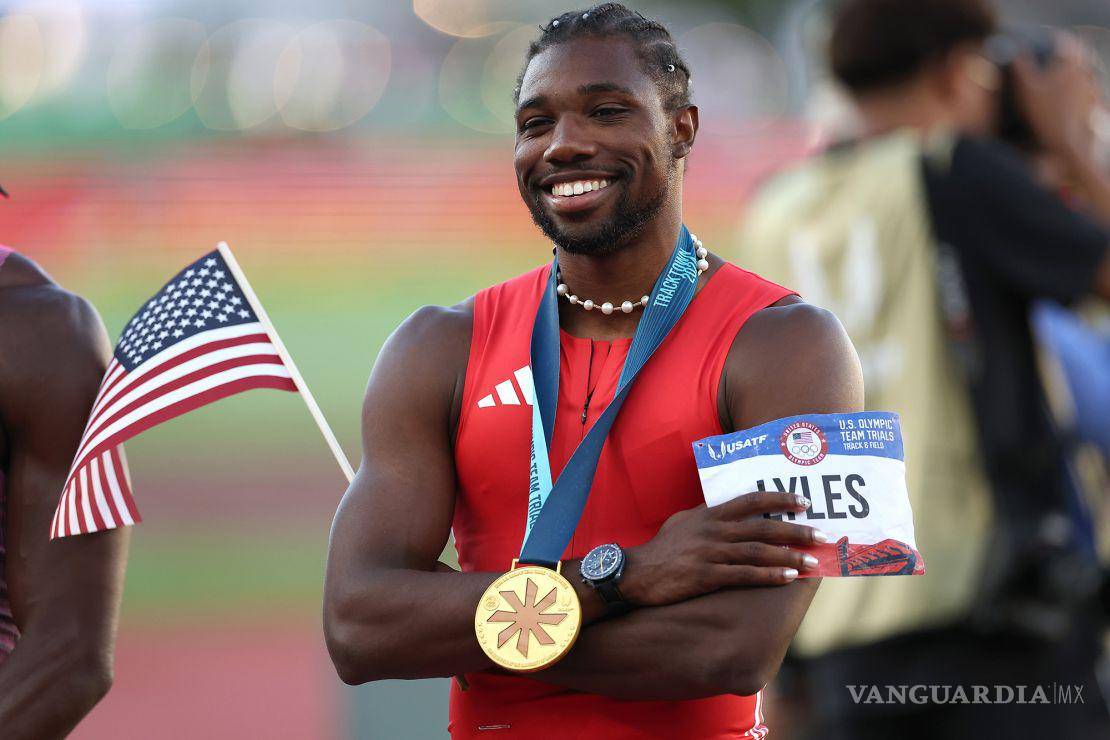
[0,253,108,360]
[0,255,111,425]
[724,299,864,427]
[0,249,53,289]
[387,298,474,360]
[735,298,856,366]
[363,297,474,413]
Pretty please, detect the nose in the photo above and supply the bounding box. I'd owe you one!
[543,115,597,165]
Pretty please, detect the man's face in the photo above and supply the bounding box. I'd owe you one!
[514,37,679,255]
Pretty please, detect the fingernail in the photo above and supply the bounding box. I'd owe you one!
[803,554,819,569]
[795,495,811,508]
[812,528,829,543]
[783,568,799,580]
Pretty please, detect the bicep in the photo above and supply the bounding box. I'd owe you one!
[2,292,129,633]
[731,302,864,428]
[327,306,469,576]
[723,303,860,647]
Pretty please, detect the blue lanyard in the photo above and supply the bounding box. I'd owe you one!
[519,225,701,568]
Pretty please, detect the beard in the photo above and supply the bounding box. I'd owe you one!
[525,170,670,256]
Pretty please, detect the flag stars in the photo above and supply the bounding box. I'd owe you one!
[238,309,249,318]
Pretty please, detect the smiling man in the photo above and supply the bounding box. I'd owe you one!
[324,5,862,738]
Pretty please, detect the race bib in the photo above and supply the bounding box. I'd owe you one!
[693,412,924,578]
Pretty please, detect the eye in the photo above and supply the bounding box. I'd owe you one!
[519,117,552,133]
[592,106,628,119]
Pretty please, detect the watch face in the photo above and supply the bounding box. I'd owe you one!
[582,543,622,581]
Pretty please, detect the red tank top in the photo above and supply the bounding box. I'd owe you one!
[0,246,18,660]
[451,261,792,739]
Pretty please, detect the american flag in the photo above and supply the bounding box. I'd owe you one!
[51,249,297,538]
[792,430,815,444]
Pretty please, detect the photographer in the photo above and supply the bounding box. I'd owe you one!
[738,1,1110,737]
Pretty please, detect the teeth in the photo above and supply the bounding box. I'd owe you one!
[551,179,612,197]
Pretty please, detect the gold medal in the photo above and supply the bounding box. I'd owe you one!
[474,560,581,672]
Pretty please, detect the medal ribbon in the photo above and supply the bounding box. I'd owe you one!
[519,225,701,568]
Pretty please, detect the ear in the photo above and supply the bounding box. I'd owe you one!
[672,104,698,160]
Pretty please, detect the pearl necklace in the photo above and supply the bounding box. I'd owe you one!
[555,233,710,314]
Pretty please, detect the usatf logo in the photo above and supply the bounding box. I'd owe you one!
[780,421,827,466]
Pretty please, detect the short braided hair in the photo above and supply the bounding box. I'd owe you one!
[514,3,692,112]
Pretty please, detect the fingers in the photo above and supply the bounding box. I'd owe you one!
[714,491,810,520]
[723,516,829,546]
[710,563,802,587]
[718,541,820,573]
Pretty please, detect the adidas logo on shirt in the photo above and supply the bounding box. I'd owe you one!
[477,366,534,408]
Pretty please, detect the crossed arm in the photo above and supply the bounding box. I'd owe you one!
[0,271,130,739]
[324,297,862,699]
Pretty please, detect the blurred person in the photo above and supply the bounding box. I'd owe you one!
[739,1,1110,737]
[0,246,130,738]
[324,4,866,737]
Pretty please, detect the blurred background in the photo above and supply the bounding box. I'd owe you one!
[0,0,1106,737]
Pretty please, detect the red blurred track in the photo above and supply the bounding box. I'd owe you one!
[74,621,342,739]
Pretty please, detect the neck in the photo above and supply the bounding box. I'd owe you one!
[555,205,683,340]
[852,82,952,139]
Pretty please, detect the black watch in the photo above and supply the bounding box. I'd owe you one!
[580,543,630,615]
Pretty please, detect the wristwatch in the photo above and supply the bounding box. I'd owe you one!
[580,543,630,615]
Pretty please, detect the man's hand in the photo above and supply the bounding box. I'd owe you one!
[620,491,827,607]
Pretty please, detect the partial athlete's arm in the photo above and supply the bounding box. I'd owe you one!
[324,303,497,682]
[0,280,130,739]
[534,300,863,699]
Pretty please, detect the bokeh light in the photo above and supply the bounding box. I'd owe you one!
[480,24,536,128]
[107,18,209,130]
[439,22,524,134]
[413,0,507,38]
[193,19,296,132]
[678,22,789,135]
[14,1,86,103]
[0,13,44,120]
[274,20,391,133]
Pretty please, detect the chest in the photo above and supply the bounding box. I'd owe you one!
[452,330,721,570]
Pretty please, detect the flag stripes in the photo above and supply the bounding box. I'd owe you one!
[52,250,298,539]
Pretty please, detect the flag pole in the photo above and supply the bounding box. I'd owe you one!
[216,241,356,484]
